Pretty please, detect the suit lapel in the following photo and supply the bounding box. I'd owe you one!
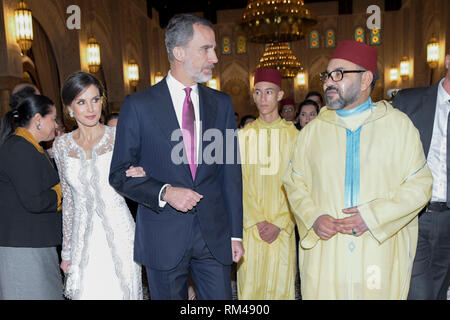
[152,79,193,180]
[421,84,439,157]
[198,84,217,139]
[196,85,217,180]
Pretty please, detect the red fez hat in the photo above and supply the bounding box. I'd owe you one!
[280,98,295,106]
[331,40,378,75]
[254,68,282,88]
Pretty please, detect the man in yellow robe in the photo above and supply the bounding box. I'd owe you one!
[283,40,433,299]
[237,68,298,299]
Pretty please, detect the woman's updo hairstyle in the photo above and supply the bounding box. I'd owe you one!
[61,72,105,107]
[0,94,54,147]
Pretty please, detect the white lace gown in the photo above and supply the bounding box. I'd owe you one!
[53,126,142,300]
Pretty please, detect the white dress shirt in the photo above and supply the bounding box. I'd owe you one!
[427,78,450,202]
[158,71,201,207]
[166,71,202,154]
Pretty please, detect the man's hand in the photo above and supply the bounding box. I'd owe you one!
[125,165,146,177]
[312,215,340,240]
[338,207,368,237]
[163,186,203,212]
[256,221,281,244]
[232,240,244,263]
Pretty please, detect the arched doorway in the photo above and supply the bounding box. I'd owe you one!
[23,18,62,117]
[221,62,256,119]
[222,78,256,120]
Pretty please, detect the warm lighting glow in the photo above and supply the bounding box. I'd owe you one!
[296,71,306,86]
[87,36,101,73]
[241,0,316,43]
[427,36,439,69]
[128,59,139,87]
[15,1,33,52]
[257,43,302,78]
[399,56,411,80]
[207,78,219,90]
[389,66,399,82]
[154,72,164,84]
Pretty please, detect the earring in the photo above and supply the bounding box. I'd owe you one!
[37,124,42,131]
[69,110,74,118]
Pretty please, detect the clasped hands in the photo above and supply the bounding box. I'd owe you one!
[256,221,281,244]
[313,206,368,240]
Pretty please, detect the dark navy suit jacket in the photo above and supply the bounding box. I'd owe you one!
[109,78,243,270]
[392,83,439,157]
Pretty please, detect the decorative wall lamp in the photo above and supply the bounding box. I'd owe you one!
[87,36,101,73]
[15,1,33,53]
[250,74,255,91]
[154,72,164,84]
[427,35,440,85]
[389,65,399,83]
[296,71,306,86]
[128,59,139,88]
[399,56,411,81]
[426,35,439,69]
[206,78,219,90]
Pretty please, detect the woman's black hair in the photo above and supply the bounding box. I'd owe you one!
[0,95,54,147]
[298,99,320,115]
[9,86,39,109]
[305,91,324,106]
[239,115,257,128]
[61,72,105,107]
[105,112,120,125]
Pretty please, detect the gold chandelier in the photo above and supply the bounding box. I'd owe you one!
[241,0,317,43]
[257,43,302,78]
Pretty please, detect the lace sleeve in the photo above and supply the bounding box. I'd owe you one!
[53,136,74,261]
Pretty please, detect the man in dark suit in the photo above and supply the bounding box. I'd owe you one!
[393,53,450,300]
[109,14,244,300]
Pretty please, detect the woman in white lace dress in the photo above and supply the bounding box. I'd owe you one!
[53,72,143,300]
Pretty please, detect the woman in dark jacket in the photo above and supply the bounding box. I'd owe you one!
[0,94,62,300]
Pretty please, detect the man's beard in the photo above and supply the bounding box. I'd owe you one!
[325,82,360,110]
[184,60,214,83]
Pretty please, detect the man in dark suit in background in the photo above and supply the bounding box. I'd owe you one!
[109,14,244,300]
[9,83,40,109]
[393,53,450,300]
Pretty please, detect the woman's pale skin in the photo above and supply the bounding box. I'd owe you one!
[299,104,318,128]
[60,84,146,274]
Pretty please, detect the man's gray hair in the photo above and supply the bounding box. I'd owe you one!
[165,14,214,61]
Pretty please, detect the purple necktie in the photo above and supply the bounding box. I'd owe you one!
[182,87,196,179]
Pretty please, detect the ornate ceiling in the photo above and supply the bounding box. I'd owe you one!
[147,0,342,27]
